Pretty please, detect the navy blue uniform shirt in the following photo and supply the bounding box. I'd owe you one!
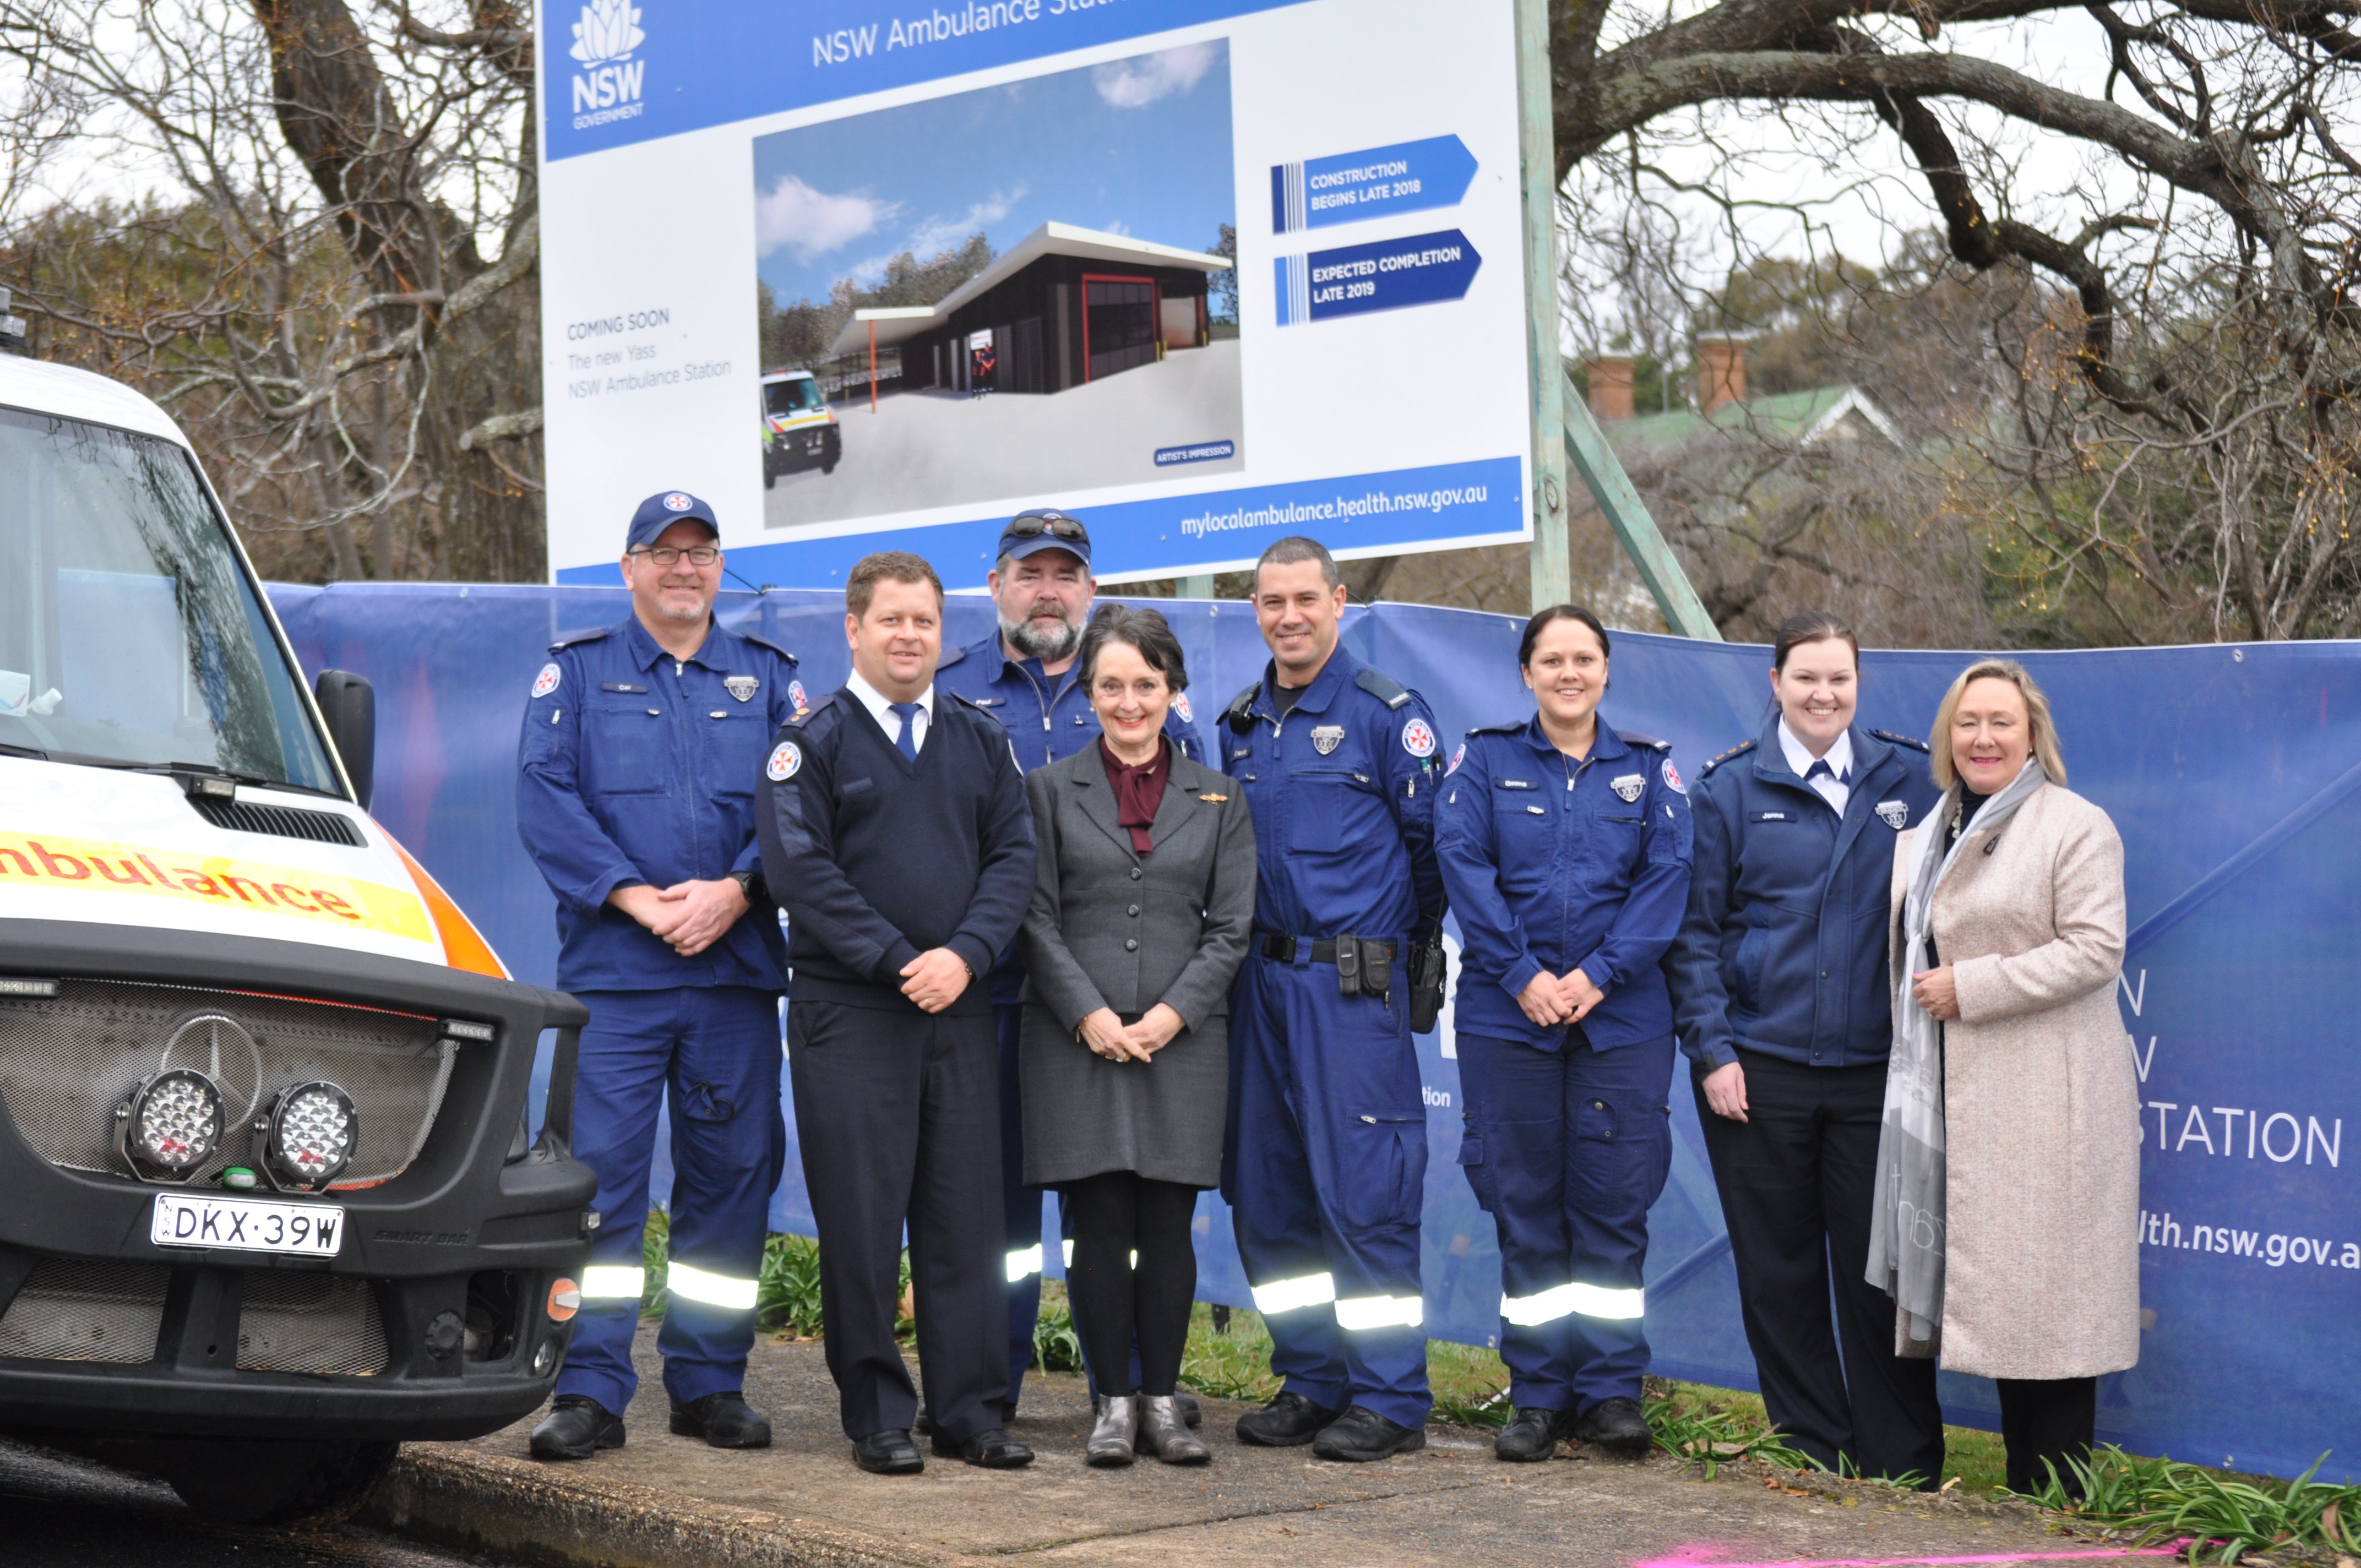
[754,686,1036,1015]
[1437,716,1694,1050]
[935,628,1204,1005]
[1668,716,1939,1072]
[1219,650,1445,943]
[516,614,802,993]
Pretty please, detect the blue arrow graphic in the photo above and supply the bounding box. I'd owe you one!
[1274,230,1482,325]
[1270,135,1479,232]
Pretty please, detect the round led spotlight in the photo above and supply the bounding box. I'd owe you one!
[118,1069,225,1178]
[262,1080,358,1191]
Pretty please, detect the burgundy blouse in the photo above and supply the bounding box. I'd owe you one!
[1099,736,1171,854]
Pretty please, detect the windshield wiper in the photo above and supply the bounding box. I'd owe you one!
[0,742,48,760]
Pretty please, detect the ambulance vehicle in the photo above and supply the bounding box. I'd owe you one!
[0,344,596,1521]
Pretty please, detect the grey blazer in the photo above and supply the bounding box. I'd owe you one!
[1018,742,1255,1187]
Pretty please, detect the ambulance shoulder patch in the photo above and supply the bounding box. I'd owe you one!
[1662,758,1686,794]
[531,662,561,699]
[1446,742,1466,776]
[1173,692,1194,726]
[766,742,801,781]
[1401,717,1437,758]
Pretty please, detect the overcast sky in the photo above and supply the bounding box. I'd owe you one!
[750,40,1236,309]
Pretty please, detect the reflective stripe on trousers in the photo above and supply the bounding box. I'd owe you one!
[1249,1271,1336,1315]
[1006,1243,1043,1283]
[1334,1293,1424,1332]
[581,1264,647,1300]
[667,1260,758,1311]
[1499,1281,1646,1326]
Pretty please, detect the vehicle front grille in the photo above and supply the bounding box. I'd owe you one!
[0,1259,169,1363]
[186,794,367,846]
[0,978,458,1189]
[236,1272,387,1375]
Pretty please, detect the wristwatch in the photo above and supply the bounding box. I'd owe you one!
[728,869,763,902]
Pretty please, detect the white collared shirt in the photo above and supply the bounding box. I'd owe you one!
[846,669,934,755]
[1778,720,1854,814]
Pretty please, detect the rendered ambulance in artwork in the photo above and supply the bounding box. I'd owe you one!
[0,346,595,1522]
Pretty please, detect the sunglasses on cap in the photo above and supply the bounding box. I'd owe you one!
[1005,511,1088,542]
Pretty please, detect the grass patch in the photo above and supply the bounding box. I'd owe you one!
[635,1227,2342,1540]
[2019,1446,2361,1563]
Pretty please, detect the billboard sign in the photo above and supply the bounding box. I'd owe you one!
[538,0,1535,589]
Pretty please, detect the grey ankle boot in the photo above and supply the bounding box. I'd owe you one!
[1086,1394,1139,1467]
[1136,1395,1211,1464]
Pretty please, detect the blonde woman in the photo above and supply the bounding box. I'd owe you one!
[1870,659,2139,1496]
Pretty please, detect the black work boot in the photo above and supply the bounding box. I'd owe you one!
[670,1390,773,1449]
[1311,1404,1428,1462]
[1493,1406,1567,1462]
[1571,1396,1653,1456]
[530,1394,625,1460]
[1234,1390,1343,1447]
[937,1427,1034,1468]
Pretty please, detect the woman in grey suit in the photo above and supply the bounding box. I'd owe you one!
[1020,605,1256,1468]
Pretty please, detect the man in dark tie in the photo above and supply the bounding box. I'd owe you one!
[757,551,1039,1474]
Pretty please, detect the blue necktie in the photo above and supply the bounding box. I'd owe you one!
[888,701,922,762]
[1804,758,1849,784]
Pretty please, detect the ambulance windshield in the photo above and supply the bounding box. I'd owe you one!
[764,377,825,416]
[0,407,340,793]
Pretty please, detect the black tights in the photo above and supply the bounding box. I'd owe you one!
[1996,1376,2097,1496]
[1060,1172,1199,1397]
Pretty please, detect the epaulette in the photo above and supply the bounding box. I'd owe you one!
[945,690,995,714]
[548,625,611,652]
[1618,729,1672,752]
[1223,681,1259,733]
[1699,737,1757,777]
[1354,667,1412,709]
[1466,720,1524,737]
[1872,728,1930,753]
[789,692,837,727]
[737,630,799,667]
[935,641,971,671]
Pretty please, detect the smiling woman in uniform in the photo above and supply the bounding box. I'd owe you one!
[1436,605,1694,1462]
[1667,611,1946,1484]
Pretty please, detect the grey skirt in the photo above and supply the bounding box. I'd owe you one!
[1018,1004,1227,1189]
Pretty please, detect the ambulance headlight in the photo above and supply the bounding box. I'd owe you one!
[262,1080,358,1190]
[119,1069,224,1177]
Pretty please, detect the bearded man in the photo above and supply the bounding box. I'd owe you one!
[933,509,1205,1422]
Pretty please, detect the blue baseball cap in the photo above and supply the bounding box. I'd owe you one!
[625,490,720,551]
[997,508,1091,567]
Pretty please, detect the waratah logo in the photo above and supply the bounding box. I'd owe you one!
[570,0,643,65]
[569,0,646,128]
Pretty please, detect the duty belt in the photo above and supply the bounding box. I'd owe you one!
[1259,932,1401,999]
[1258,933,1402,964]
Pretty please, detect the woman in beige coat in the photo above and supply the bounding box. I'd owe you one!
[1874,658,2139,1496]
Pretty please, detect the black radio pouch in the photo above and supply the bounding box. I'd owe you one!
[1334,934,1362,998]
[1362,938,1392,998]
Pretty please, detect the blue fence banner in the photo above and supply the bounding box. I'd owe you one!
[1275,230,1482,326]
[1270,134,1479,232]
[267,581,2361,1484]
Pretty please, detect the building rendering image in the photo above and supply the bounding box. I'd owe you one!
[830,223,1231,396]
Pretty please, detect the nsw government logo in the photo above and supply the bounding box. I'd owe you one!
[569,0,646,132]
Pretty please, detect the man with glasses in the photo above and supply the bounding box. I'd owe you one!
[516,490,806,1462]
[934,509,1204,1427]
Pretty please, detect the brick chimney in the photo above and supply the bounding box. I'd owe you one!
[1695,334,1747,415]
[1586,355,1635,422]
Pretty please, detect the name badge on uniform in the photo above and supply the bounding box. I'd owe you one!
[1310,725,1345,755]
[724,675,758,703]
[1610,773,1645,803]
[1876,799,1910,829]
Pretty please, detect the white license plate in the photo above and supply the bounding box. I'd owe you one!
[150,1192,346,1256]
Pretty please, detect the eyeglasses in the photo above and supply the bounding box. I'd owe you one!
[630,545,720,567]
[1004,513,1088,543]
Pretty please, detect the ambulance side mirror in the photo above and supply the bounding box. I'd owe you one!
[314,669,376,812]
